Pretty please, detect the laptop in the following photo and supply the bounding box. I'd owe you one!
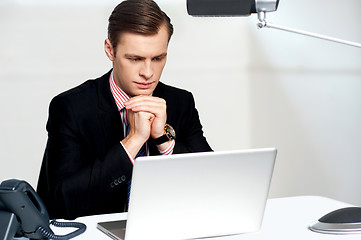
[97,148,277,240]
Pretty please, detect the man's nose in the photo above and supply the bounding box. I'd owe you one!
[139,61,153,80]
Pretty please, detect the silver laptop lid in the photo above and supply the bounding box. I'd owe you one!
[124,148,277,240]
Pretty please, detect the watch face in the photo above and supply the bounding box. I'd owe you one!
[165,124,176,139]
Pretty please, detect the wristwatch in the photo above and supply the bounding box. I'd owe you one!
[153,124,176,145]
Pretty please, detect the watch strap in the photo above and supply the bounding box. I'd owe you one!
[153,134,171,145]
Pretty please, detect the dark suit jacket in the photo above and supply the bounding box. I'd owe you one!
[37,70,212,219]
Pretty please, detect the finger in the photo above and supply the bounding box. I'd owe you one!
[130,103,166,115]
[127,111,155,126]
[125,96,165,108]
[125,96,166,116]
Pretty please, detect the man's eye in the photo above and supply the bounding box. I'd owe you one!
[129,58,140,62]
[153,57,163,61]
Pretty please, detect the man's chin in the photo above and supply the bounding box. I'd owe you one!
[132,88,154,96]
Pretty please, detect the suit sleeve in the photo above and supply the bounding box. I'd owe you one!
[171,91,212,154]
[37,95,132,220]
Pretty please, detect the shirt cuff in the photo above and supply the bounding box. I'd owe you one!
[158,139,175,155]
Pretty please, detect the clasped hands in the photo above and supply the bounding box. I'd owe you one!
[121,95,169,158]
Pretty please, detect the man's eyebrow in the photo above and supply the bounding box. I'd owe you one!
[156,53,167,57]
[124,53,167,58]
[124,54,144,58]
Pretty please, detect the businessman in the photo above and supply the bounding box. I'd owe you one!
[37,0,212,220]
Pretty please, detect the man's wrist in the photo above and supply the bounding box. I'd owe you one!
[158,139,175,155]
[121,135,147,160]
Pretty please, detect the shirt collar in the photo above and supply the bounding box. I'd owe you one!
[109,71,130,111]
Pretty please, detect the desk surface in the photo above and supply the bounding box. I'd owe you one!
[53,196,360,240]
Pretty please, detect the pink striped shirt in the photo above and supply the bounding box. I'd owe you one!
[109,71,174,163]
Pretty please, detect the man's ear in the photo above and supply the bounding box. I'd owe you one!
[104,38,115,61]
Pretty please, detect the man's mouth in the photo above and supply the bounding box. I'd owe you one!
[135,82,153,89]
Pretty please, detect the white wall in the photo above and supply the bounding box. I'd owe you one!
[0,0,360,205]
[245,1,361,205]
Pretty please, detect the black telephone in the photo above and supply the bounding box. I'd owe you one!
[0,179,86,240]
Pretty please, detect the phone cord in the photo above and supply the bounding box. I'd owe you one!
[38,220,86,240]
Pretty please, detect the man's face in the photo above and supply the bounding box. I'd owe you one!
[106,24,169,97]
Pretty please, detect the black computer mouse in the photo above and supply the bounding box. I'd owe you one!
[319,207,361,224]
[309,207,361,234]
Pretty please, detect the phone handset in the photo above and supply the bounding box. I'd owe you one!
[0,179,86,240]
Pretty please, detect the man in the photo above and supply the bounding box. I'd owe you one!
[37,0,212,220]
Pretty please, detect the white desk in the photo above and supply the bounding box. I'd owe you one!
[54,196,361,240]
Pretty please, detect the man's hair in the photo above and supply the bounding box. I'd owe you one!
[108,0,174,55]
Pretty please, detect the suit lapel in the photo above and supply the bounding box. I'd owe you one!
[96,71,124,150]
